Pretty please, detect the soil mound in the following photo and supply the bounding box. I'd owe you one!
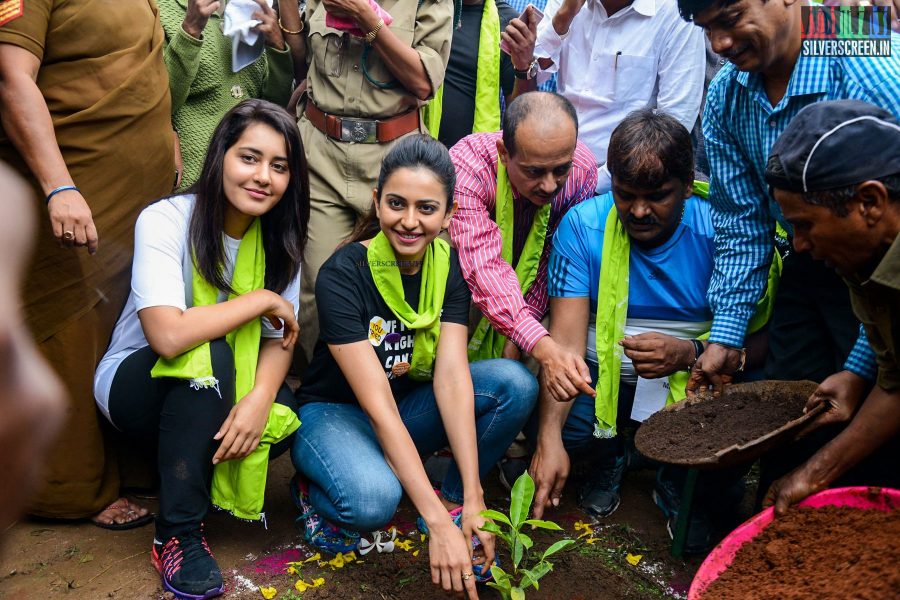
[702,505,900,599]
[635,380,816,464]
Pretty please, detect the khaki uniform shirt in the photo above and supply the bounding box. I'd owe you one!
[846,234,900,392]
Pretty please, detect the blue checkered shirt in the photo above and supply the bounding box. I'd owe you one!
[505,0,558,92]
[703,37,900,381]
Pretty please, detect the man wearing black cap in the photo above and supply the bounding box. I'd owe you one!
[763,99,900,513]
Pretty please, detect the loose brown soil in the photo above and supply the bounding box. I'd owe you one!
[635,381,816,463]
[702,506,900,599]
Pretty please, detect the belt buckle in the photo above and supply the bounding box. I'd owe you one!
[340,117,378,143]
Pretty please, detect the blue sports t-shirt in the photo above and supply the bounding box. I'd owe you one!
[549,192,715,377]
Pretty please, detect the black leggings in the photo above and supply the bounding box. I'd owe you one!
[107,340,296,539]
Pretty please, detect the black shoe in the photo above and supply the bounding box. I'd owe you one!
[652,473,714,555]
[152,526,224,599]
[579,454,626,519]
[497,457,529,491]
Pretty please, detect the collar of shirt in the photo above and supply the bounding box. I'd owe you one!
[735,53,831,103]
[587,0,657,20]
[869,234,900,291]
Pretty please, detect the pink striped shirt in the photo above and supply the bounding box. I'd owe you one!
[448,132,598,353]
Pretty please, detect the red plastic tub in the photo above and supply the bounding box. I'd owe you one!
[688,486,900,599]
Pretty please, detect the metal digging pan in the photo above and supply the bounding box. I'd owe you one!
[634,380,824,470]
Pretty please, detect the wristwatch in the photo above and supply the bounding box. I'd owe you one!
[514,58,539,80]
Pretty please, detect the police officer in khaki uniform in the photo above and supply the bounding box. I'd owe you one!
[280,0,454,365]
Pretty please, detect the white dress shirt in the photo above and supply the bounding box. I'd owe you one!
[535,0,705,191]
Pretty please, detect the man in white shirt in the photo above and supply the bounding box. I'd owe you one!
[502,0,705,194]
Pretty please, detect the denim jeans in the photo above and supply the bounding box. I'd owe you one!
[290,359,538,532]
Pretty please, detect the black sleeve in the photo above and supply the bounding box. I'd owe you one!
[497,0,519,99]
[440,250,472,325]
[314,250,369,345]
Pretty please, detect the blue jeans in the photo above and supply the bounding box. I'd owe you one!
[290,359,537,532]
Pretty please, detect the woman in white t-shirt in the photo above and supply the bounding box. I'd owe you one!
[94,100,309,600]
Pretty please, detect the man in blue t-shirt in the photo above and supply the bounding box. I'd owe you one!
[531,109,758,553]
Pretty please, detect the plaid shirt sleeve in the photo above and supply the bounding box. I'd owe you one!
[449,135,549,352]
[702,82,775,349]
[843,325,878,382]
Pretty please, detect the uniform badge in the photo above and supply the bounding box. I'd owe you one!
[0,0,24,27]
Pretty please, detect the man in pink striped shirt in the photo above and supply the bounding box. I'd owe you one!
[449,92,598,400]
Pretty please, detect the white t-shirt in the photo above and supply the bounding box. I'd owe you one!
[93,194,300,421]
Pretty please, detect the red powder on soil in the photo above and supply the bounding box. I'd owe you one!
[702,506,900,599]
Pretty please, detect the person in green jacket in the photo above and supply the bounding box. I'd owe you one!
[159,0,297,188]
[94,100,309,599]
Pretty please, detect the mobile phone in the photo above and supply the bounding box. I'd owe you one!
[500,4,546,55]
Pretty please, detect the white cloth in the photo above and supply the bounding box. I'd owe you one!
[224,0,274,72]
[586,316,711,385]
[93,195,301,420]
[535,0,705,167]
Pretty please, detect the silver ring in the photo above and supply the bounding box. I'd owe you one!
[63,230,74,241]
[462,572,473,581]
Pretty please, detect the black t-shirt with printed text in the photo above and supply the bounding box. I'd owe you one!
[298,242,471,406]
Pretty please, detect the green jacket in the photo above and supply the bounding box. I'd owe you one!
[158,0,294,188]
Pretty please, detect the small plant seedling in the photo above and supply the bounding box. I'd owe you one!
[480,472,575,599]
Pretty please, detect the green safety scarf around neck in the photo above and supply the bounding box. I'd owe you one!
[367,232,451,381]
[150,218,300,521]
[422,0,502,138]
[591,183,783,438]
[468,161,551,360]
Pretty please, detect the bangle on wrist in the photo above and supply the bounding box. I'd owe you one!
[690,339,704,368]
[45,185,79,204]
[278,17,303,35]
[364,18,385,44]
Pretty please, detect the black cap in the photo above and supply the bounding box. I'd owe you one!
[765,100,900,193]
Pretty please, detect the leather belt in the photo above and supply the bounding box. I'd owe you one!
[305,102,419,144]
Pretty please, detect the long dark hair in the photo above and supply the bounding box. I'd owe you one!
[347,134,456,243]
[188,99,309,294]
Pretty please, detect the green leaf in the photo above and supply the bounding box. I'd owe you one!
[510,472,535,528]
[511,587,526,600]
[479,521,504,535]
[513,538,524,569]
[480,509,512,526]
[521,561,552,590]
[522,519,564,531]
[490,565,511,589]
[541,539,576,561]
[518,532,534,550]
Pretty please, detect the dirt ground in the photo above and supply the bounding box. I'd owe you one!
[0,455,754,600]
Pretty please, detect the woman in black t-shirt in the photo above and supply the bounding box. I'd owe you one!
[290,136,537,597]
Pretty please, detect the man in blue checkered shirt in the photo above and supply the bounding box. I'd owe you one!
[677,0,900,385]
[676,0,900,497]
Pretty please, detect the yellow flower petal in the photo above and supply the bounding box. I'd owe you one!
[412,550,420,557]
[625,553,643,566]
[312,577,325,587]
[327,553,345,569]
[585,537,599,545]
[295,580,310,592]
[574,520,594,539]
[287,566,297,575]
[303,552,321,563]
[343,550,357,563]
[395,539,414,551]
[420,533,426,542]
[260,586,278,599]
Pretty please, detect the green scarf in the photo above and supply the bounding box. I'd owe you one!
[150,219,300,521]
[422,0,502,138]
[367,232,451,381]
[592,184,783,437]
[468,161,551,360]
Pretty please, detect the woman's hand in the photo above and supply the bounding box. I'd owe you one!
[47,188,99,254]
[251,0,286,50]
[183,0,221,39]
[212,388,271,463]
[322,0,378,30]
[259,290,300,349]
[461,498,495,576]
[428,520,480,600]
